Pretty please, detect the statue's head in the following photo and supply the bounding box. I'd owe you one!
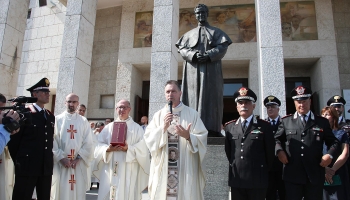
[194,4,209,23]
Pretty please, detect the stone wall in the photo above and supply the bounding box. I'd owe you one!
[17,0,66,109]
[332,0,350,90]
[87,6,122,119]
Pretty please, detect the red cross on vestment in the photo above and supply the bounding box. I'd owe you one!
[67,125,77,139]
[67,149,75,160]
[69,174,76,190]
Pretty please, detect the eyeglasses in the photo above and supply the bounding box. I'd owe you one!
[117,106,130,110]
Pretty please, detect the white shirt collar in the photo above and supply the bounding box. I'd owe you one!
[269,116,280,122]
[33,103,44,112]
[240,115,253,125]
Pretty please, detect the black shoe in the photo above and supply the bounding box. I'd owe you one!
[97,183,99,189]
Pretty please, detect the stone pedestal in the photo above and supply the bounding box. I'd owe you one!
[55,0,96,114]
[203,137,229,200]
[255,0,286,117]
[0,0,29,99]
[148,0,179,119]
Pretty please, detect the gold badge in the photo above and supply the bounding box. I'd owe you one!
[334,96,340,102]
[45,79,50,86]
[268,96,274,102]
[295,86,305,95]
[239,87,248,96]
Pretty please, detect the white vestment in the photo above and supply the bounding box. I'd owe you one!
[0,147,14,200]
[51,111,93,200]
[94,117,150,200]
[144,104,208,200]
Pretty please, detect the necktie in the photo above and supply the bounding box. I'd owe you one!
[41,110,47,120]
[242,120,247,133]
[301,114,306,127]
[272,119,276,126]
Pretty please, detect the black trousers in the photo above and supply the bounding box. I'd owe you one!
[231,187,267,200]
[12,175,52,200]
[266,170,286,200]
[285,181,323,200]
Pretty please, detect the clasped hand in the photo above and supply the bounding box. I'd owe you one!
[196,52,209,63]
[106,143,128,152]
[325,167,335,184]
[60,157,81,169]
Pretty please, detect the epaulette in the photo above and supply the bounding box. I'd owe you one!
[46,109,53,115]
[224,119,237,127]
[25,104,37,113]
[282,114,292,119]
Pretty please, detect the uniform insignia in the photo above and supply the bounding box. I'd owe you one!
[312,127,323,132]
[251,129,263,134]
[334,96,340,102]
[239,87,248,96]
[295,86,305,95]
[268,96,274,102]
[316,136,320,141]
[45,78,50,86]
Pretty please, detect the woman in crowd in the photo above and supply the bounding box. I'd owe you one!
[321,106,350,200]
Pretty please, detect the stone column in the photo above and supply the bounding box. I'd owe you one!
[148,0,179,119]
[55,0,96,114]
[0,0,29,99]
[255,0,286,118]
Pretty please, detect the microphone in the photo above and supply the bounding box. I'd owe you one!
[168,101,173,114]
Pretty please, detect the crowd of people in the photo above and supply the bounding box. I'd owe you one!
[0,76,349,200]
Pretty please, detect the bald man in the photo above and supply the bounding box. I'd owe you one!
[51,93,93,200]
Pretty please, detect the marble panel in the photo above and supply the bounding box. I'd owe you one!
[336,43,349,58]
[32,16,44,28]
[98,27,112,41]
[282,40,337,57]
[0,0,9,24]
[336,28,350,43]
[91,53,110,67]
[51,35,63,47]
[29,0,38,9]
[33,49,45,61]
[255,0,282,48]
[203,145,230,200]
[31,7,41,18]
[60,15,80,58]
[76,16,94,64]
[0,52,12,66]
[44,14,55,27]
[152,6,173,52]
[72,58,91,101]
[40,6,51,16]
[55,12,66,25]
[7,0,29,32]
[81,0,97,26]
[19,62,28,75]
[111,26,120,40]
[338,57,350,74]
[44,47,56,60]
[1,25,19,56]
[66,0,82,16]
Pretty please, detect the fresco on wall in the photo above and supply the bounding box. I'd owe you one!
[133,1,318,47]
[280,1,318,41]
[133,11,153,48]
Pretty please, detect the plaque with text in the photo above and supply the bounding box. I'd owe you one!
[111,122,127,146]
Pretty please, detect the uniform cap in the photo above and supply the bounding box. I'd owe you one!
[291,86,312,100]
[233,87,257,102]
[264,95,281,107]
[327,95,346,106]
[26,78,50,92]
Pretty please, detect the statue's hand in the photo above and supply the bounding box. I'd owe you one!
[197,53,209,63]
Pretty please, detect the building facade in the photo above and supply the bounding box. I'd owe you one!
[1,0,349,122]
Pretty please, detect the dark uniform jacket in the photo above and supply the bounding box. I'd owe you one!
[8,104,55,176]
[225,115,275,188]
[275,111,339,185]
[266,117,284,172]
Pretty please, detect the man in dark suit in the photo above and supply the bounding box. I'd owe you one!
[225,87,275,200]
[8,78,55,200]
[275,85,340,200]
[264,95,285,200]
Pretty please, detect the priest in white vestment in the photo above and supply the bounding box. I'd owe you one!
[52,94,93,200]
[144,80,208,200]
[0,147,14,200]
[94,99,150,200]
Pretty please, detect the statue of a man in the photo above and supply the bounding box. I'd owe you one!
[176,4,232,136]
